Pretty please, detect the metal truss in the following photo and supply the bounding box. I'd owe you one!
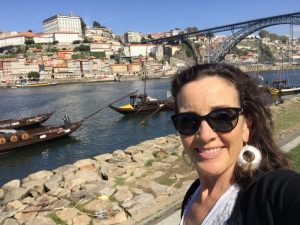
[145,12,300,45]
[144,12,300,64]
[211,15,300,63]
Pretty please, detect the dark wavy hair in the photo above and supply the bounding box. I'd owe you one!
[171,63,290,186]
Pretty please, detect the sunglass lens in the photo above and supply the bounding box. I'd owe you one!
[208,109,239,132]
[172,113,199,135]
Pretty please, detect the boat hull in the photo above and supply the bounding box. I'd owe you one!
[0,121,82,154]
[0,112,54,129]
[279,87,300,95]
[14,82,58,88]
[109,100,174,115]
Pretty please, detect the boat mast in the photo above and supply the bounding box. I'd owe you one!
[143,46,148,95]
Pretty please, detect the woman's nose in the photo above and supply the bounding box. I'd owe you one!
[196,120,218,141]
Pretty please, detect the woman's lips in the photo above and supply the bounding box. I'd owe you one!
[194,147,224,159]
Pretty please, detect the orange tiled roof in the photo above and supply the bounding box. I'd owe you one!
[18,32,40,38]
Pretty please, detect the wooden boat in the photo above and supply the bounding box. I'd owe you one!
[0,115,82,154]
[109,61,174,115]
[14,81,58,88]
[0,112,54,129]
[109,93,174,115]
[266,86,280,96]
[267,80,300,96]
[267,52,300,96]
[280,86,300,95]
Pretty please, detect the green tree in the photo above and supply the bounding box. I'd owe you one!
[25,39,35,45]
[259,42,274,62]
[93,21,101,28]
[49,47,58,52]
[185,26,198,33]
[231,46,250,56]
[83,37,91,43]
[80,17,87,34]
[16,45,26,54]
[35,44,42,49]
[73,40,81,44]
[73,44,90,52]
[27,71,40,79]
[259,30,269,39]
[182,42,193,57]
[141,37,146,42]
[90,52,105,59]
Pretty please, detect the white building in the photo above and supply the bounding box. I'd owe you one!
[43,14,82,35]
[53,32,82,44]
[33,33,53,44]
[124,32,143,43]
[124,44,157,57]
[0,35,25,47]
[0,32,44,47]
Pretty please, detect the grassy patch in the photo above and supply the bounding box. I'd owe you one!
[156,177,177,186]
[288,145,300,172]
[273,109,300,133]
[48,212,68,225]
[115,177,126,186]
[271,99,300,138]
[145,159,155,167]
[171,152,179,156]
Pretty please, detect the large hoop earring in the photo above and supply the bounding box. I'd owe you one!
[238,145,262,170]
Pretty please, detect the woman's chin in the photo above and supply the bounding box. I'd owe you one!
[195,163,230,177]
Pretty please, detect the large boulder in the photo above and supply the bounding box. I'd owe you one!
[2,187,29,204]
[73,158,100,170]
[44,174,63,191]
[122,193,155,215]
[2,180,20,189]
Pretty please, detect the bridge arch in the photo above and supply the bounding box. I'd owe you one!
[211,16,300,63]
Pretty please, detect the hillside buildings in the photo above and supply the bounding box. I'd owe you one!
[124,32,142,43]
[43,14,82,35]
[1,12,299,86]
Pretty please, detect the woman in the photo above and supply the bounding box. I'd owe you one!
[170,64,300,225]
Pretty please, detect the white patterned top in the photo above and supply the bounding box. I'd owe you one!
[180,183,240,225]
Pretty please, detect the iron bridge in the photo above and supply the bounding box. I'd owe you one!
[143,12,300,64]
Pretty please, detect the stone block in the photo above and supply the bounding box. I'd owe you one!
[2,179,20,189]
[44,174,63,191]
[24,216,56,225]
[94,153,113,162]
[56,208,79,222]
[2,187,29,204]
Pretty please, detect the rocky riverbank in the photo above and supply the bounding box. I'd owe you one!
[0,135,196,225]
[1,96,300,225]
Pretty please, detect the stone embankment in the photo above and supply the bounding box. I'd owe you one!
[0,135,196,225]
[239,63,300,73]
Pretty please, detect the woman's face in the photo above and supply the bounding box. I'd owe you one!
[176,76,250,178]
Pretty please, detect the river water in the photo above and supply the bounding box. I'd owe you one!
[0,69,300,185]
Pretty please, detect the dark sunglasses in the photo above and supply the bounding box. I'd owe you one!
[171,107,243,135]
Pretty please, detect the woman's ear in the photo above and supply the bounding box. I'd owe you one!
[242,117,252,143]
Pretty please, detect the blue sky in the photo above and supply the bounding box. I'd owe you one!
[0,0,300,36]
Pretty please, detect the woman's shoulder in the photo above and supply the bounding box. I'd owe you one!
[243,169,300,206]
[249,169,300,188]
[181,179,200,217]
[239,170,300,224]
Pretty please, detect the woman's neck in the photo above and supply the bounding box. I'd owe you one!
[197,169,235,199]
